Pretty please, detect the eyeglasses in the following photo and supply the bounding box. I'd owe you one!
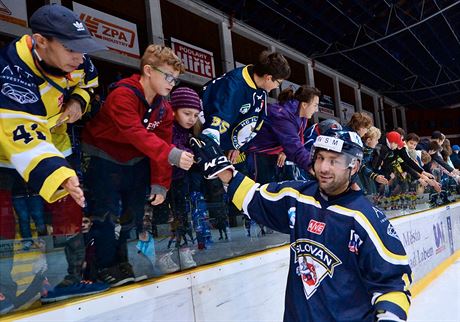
[150,65,180,85]
[274,79,283,87]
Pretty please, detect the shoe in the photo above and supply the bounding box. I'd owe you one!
[40,281,109,303]
[98,264,135,287]
[119,262,147,282]
[0,293,14,314]
[179,247,196,269]
[158,251,180,273]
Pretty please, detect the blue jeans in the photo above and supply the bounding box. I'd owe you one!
[12,195,46,240]
[85,156,149,269]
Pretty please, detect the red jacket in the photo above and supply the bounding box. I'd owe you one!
[82,74,175,189]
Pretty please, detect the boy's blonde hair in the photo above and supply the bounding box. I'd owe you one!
[362,126,381,143]
[140,44,185,74]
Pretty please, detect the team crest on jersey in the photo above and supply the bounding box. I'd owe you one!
[239,103,251,114]
[1,83,38,104]
[291,239,342,299]
[231,116,259,149]
[348,229,363,254]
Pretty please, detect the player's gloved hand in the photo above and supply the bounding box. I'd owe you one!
[190,134,234,179]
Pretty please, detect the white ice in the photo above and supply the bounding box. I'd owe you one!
[408,259,460,322]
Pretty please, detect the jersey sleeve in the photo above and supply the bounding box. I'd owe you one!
[227,171,311,234]
[70,55,99,114]
[349,205,412,321]
[201,77,241,144]
[0,107,74,202]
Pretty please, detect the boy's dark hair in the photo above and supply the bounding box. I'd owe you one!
[253,51,291,80]
[429,140,441,152]
[405,132,420,143]
[393,127,406,140]
[278,86,321,105]
[431,131,443,140]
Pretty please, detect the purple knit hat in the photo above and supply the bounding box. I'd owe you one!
[170,87,202,111]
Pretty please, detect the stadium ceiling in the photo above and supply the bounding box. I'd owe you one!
[201,0,460,110]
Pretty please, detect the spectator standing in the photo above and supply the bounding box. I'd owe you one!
[0,4,108,311]
[82,45,194,286]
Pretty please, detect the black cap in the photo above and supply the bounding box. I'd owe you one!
[30,4,106,53]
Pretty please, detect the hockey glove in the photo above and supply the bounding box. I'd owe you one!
[190,135,234,179]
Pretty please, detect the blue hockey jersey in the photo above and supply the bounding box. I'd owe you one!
[201,65,267,151]
[227,172,412,322]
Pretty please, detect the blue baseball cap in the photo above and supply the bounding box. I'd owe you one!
[452,145,460,151]
[30,5,106,53]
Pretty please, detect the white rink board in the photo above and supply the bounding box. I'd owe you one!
[16,202,460,322]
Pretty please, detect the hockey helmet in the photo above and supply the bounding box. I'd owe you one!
[311,129,364,169]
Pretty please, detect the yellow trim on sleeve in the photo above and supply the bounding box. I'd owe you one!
[375,291,410,317]
[22,153,63,181]
[242,65,257,89]
[71,87,91,113]
[232,176,257,210]
[39,166,75,203]
[260,186,322,208]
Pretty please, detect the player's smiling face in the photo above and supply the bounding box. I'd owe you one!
[313,150,354,196]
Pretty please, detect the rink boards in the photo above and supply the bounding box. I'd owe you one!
[8,202,460,322]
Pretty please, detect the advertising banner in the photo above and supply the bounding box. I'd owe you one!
[0,0,27,27]
[171,38,215,80]
[73,2,140,58]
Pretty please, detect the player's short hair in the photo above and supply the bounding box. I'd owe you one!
[405,132,420,143]
[278,86,321,105]
[140,44,184,74]
[347,112,373,132]
[253,51,291,80]
[362,126,381,143]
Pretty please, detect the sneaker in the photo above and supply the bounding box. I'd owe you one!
[119,262,147,283]
[98,264,135,287]
[157,251,180,273]
[179,247,196,269]
[0,293,14,314]
[40,281,109,303]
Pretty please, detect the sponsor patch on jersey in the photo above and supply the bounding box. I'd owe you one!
[291,239,342,299]
[231,116,258,149]
[288,207,296,229]
[239,103,251,114]
[1,83,39,104]
[307,219,326,235]
[372,206,388,223]
[348,229,363,254]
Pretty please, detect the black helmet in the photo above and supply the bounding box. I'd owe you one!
[312,129,364,167]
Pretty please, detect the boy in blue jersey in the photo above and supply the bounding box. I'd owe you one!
[201,51,290,163]
[190,130,412,322]
[0,5,107,312]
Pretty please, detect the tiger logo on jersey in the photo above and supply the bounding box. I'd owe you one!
[291,239,342,299]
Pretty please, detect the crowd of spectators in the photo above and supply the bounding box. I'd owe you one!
[1,4,459,316]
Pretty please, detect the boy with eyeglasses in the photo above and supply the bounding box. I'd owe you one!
[81,45,194,286]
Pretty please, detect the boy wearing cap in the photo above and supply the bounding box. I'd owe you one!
[451,145,460,170]
[81,45,194,285]
[0,4,107,312]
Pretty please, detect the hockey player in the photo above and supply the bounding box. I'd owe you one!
[190,130,412,322]
[200,50,290,163]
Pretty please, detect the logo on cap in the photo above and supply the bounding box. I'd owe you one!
[73,21,85,31]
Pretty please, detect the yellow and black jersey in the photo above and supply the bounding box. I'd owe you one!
[0,35,99,202]
[228,172,412,322]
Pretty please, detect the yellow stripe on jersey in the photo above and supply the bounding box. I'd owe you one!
[10,142,64,178]
[327,205,408,265]
[259,185,322,208]
[233,176,258,210]
[242,65,257,89]
[375,291,410,317]
[40,166,75,202]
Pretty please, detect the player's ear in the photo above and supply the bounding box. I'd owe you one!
[350,159,361,176]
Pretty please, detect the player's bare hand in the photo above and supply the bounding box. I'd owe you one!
[62,176,85,207]
[149,194,165,206]
[179,151,194,170]
[227,150,240,164]
[277,152,286,167]
[60,99,83,124]
[375,175,388,185]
